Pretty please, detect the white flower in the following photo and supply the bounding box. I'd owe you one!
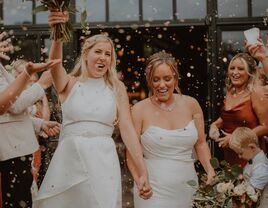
[246,185,258,202]
[216,182,234,193]
[233,182,247,196]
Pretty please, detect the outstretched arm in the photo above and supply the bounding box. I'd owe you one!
[0,60,60,114]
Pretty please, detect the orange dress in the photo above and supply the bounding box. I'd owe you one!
[220,98,258,167]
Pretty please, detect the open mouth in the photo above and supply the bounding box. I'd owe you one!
[96,63,105,69]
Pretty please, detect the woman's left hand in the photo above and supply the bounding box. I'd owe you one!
[206,169,216,185]
[216,131,231,147]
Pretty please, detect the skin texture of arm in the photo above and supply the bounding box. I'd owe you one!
[190,97,215,184]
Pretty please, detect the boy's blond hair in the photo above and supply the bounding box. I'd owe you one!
[229,127,259,153]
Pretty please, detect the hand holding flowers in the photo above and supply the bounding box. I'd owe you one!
[188,158,261,208]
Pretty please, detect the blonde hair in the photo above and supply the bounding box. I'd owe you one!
[225,53,259,93]
[70,34,120,93]
[145,51,181,96]
[229,127,259,153]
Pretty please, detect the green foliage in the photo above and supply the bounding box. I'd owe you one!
[189,158,261,208]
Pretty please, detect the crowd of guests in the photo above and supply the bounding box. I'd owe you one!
[0,10,268,208]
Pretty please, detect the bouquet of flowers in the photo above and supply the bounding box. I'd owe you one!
[24,0,75,42]
[188,158,261,208]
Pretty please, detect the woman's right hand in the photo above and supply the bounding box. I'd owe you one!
[48,11,69,27]
[136,174,153,200]
[25,59,61,75]
[209,124,220,141]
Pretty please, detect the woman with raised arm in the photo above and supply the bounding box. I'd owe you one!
[34,11,151,208]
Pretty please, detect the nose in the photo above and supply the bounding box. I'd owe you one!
[159,80,166,87]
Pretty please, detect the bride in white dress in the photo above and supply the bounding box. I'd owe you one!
[33,11,152,208]
[127,51,215,207]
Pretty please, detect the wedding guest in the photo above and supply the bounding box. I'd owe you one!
[12,59,53,185]
[209,53,268,167]
[126,51,215,207]
[229,127,268,207]
[0,33,61,207]
[33,11,151,208]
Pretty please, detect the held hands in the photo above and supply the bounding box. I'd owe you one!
[48,11,69,27]
[41,120,61,138]
[0,31,14,60]
[136,174,153,200]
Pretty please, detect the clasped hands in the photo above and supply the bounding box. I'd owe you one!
[135,174,153,200]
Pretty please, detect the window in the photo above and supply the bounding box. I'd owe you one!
[218,0,247,18]
[76,0,106,22]
[252,0,268,17]
[109,0,139,21]
[143,0,173,21]
[176,0,206,19]
[3,0,32,25]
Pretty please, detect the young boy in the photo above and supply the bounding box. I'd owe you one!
[229,127,268,207]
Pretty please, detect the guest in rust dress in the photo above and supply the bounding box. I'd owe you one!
[209,53,268,167]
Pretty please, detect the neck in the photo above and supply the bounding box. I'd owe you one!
[151,94,177,112]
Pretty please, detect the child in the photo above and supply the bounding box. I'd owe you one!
[229,127,268,207]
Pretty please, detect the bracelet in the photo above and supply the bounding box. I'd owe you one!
[23,67,31,78]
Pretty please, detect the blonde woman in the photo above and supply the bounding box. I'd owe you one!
[127,51,215,207]
[209,53,268,166]
[34,11,151,208]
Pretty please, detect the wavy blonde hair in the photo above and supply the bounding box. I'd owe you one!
[70,34,120,94]
[225,53,259,93]
[145,51,181,96]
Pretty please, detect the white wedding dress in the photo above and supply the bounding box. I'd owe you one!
[134,120,198,208]
[33,78,121,208]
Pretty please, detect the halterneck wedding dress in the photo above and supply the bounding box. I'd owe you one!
[134,120,198,208]
[33,78,121,208]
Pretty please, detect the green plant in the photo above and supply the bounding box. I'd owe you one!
[188,158,261,208]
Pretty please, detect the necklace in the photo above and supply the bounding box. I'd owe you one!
[150,95,177,112]
[231,88,245,98]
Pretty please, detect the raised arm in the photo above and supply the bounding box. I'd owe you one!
[48,11,70,95]
[245,36,268,78]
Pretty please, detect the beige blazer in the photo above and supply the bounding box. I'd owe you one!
[0,71,45,161]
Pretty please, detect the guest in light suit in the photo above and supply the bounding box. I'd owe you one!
[0,31,61,208]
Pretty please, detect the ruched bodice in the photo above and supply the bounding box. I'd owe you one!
[141,120,198,162]
[134,120,198,208]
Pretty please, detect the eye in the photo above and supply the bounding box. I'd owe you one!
[164,76,172,81]
[95,50,102,54]
[152,77,159,82]
[105,52,111,57]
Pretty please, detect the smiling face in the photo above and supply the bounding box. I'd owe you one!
[228,58,250,89]
[151,63,175,103]
[84,41,112,78]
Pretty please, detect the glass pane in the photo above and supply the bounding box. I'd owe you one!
[222,31,245,59]
[143,0,173,21]
[36,1,49,24]
[109,0,139,21]
[76,0,106,22]
[252,1,268,17]
[3,0,32,25]
[217,0,247,18]
[176,0,206,19]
